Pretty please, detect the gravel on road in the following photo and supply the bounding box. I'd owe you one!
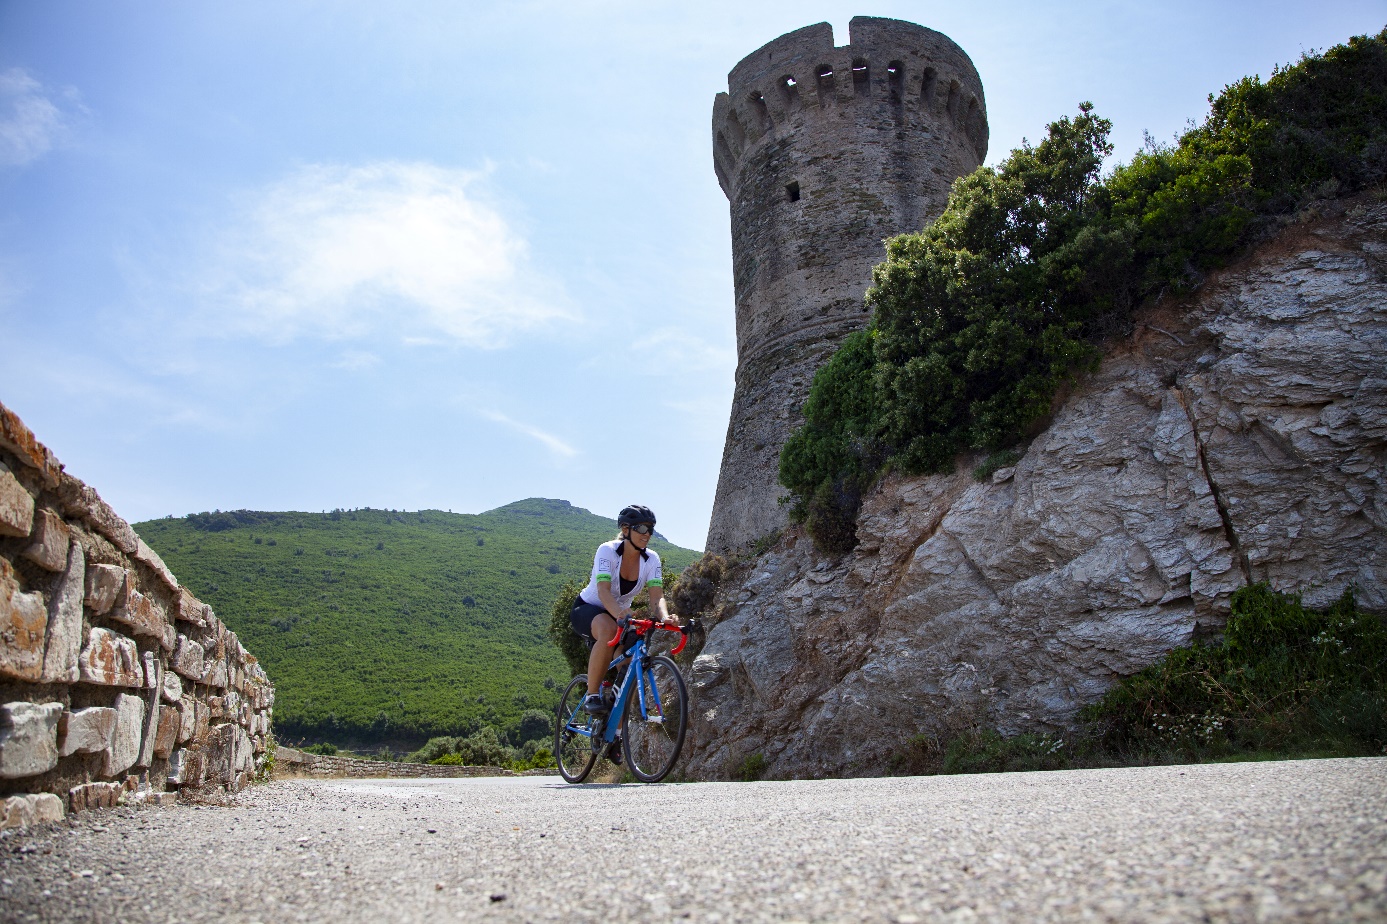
[1,758,1384,923]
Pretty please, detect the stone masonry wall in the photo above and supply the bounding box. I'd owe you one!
[706,17,988,553]
[0,401,273,828]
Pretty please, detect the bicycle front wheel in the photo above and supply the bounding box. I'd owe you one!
[554,674,598,784]
[621,655,688,783]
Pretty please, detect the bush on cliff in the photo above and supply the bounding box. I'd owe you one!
[780,29,1387,551]
[1083,584,1387,759]
[889,584,1387,775]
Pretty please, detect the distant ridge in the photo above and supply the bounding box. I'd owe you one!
[135,499,700,747]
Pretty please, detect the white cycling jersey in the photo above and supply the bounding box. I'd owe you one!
[578,539,662,611]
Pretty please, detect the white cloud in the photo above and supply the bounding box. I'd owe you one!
[479,409,577,458]
[200,162,572,347]
[0,69,72,167]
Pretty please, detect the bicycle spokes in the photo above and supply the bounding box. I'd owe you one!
[555,674,599,784]
[621,655,689,783]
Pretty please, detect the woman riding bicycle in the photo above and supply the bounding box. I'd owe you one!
[570,504,678,716]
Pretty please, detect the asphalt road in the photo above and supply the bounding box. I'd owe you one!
[2,758,1384,923]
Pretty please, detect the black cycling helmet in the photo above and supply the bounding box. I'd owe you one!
[617,504,656,527]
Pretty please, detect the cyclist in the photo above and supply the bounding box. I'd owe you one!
[570,504,678,718]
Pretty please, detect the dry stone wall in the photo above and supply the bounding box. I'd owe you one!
[682,196,1387,780]
[0,401,273,827]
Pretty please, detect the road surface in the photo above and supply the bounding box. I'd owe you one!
[2,758,1384,922]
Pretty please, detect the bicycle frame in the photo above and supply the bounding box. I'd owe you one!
[563,620,686,748]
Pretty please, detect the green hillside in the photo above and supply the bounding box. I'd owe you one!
[134,499,699,748]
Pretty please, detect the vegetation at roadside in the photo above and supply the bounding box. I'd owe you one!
[889,584,1387,775]
[780,29,1387,552]
[405,724,556,772]
[136,499,698,750]
[735,752,767,782]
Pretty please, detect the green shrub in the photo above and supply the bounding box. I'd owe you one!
[886,584,1386,775]
[454,726,512,767]
[735,752,767,782]
[670,553,728,621]
[669,553,730,660]
[749,530,783,557]
[547,578,588,678]
[941,730,1072,774]
[406,736,458,764]
[408,726,519,767]
[1084,584,1387,758]
[973,450,1021,482]
[779,29,1387,552]
[508,708,553,746]
[779,329,883,542]
[302,742,338,756]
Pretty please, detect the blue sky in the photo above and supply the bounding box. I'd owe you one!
[2,1,1382,551]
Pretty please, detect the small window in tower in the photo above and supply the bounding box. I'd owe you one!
[921,67,938,110]
[779,75,801,109]
[852,58,870,97]
[887,60,904,104]
[726,110,747,155]
[785,181,801,203]
[750,92,773,133]
[816,65,835,108]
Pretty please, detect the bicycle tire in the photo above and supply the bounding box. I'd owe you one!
[621,655,688,783]
[554,674,598,784]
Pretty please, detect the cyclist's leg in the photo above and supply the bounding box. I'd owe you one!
[569,600,618,697]
[585,612,618,694]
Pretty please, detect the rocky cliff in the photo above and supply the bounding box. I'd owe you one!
[0,402,273,828]
[682,195,1386,780]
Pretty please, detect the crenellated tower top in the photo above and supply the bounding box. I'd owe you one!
[705,17,988,553]
[712,18,987,200]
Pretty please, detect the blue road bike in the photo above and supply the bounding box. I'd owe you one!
[554,617,690,783]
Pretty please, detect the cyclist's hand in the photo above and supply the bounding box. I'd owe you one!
[661,613,680,628]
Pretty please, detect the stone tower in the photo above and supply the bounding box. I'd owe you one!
[705,16,989,553]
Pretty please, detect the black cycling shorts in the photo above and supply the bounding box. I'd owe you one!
[569,599,614,640]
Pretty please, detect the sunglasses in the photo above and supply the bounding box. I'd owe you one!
[629,523,655,535]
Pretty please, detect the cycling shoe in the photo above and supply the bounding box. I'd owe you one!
[582,693,610,715]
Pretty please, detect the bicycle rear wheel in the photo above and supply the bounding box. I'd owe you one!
[621,655,688,783]
[554,674,598,784]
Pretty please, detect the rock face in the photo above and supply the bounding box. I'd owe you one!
[682,198,1387,780]
[706,17,988,553]
[0,400,275,825]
